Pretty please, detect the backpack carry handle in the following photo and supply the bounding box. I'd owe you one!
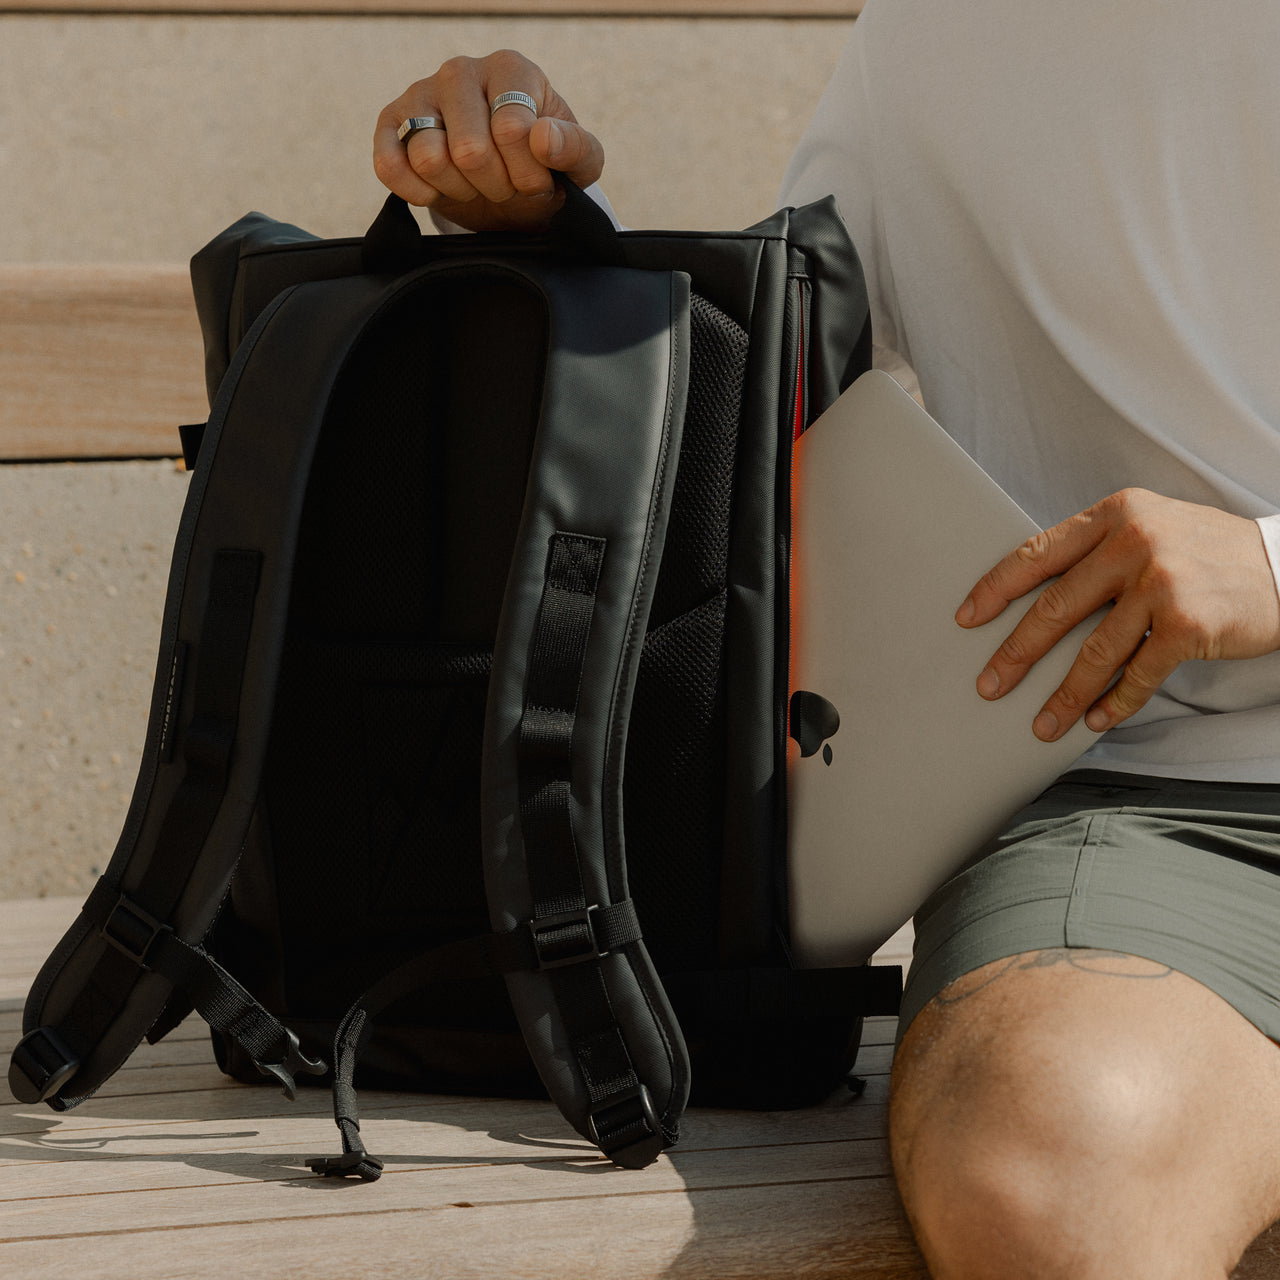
[544,174,627,264]
[361,172,626,274]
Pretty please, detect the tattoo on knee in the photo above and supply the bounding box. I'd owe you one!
[933,957,1021,1005]
[934,949,1175,1006]
[1020,948,1175,978]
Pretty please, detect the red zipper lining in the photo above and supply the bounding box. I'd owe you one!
[792,297,806,442]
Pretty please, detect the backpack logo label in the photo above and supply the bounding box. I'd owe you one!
[158,642,187,763]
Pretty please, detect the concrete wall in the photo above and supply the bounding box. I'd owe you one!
[1,461,188,895]
[1,15,852,261]
[0,14,855,897]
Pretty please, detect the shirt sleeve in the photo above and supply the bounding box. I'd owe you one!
[1256,514,1280,604]
[776,17,915,394]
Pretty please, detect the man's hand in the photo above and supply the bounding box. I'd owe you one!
[373,50,605,232]
[956,488,1280,741]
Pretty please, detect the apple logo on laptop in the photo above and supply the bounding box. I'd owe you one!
[789,690,840,766]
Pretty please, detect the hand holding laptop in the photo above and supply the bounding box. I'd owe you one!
[787,372,1280,970]
[958,488,1280,741]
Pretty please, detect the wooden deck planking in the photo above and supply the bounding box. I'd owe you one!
[0,1183,917,1280]
[0,267,206,461]
[8,902,1280,1276]
[0,899,925,1277]
[0,1124,894,1225]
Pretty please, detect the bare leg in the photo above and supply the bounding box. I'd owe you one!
[890,950,1280,1279]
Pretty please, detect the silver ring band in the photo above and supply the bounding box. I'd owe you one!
[489,91,538,118]
[397,116,446,142]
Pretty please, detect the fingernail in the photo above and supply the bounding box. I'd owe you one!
[977,668,1000,699]
[956,598,975,625]
[545,118,564,160]
[1085,707,1111,732]
[1033,710,1059,741]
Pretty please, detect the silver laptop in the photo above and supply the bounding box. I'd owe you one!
[787,370,1106,969]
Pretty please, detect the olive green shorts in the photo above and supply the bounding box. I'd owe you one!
[898,770,1280,1044]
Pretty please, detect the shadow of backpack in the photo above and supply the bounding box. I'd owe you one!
[10,180,901,1177]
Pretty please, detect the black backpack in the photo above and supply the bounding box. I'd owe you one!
[9,182,901,1177]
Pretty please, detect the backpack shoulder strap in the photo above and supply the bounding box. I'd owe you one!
[481,261,692,1168]
[309,258,695,1179]
[9,268,412,1110]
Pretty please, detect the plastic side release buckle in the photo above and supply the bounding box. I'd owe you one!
[253,1029,328,1102]
[529,905,607,970]
[587,1083,665,1170]
[8,1027,81,1105]
[177,422,206,471]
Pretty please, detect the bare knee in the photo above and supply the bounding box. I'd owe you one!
[890,1032,1143,1275]
[887,956,1271,1278]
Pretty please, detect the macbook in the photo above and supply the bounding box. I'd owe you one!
[787,370,1106,968]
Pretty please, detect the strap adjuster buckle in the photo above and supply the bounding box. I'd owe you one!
[529,905,607,970]
[8,1026,81,1105]
[101,894,170,969]
[587,1082,664,1169]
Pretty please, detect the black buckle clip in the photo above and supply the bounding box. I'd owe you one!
[305,1150,385,1181]
[177,421,207,471]
[8,1026,81,1105]
[587,1082,665,1170]
[101,894,170,969]
[529,905,607,970]
[253,1028,328,1102]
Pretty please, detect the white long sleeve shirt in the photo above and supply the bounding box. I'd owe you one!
[779,0,1280,782]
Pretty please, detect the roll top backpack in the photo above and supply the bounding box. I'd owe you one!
[10,180,901,1176]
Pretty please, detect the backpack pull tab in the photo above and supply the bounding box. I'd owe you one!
[307,1006,385,1181]
[306,1148,384,1181]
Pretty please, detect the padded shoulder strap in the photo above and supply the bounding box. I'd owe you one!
[11,265,441,1110]
[482,264,693,1167]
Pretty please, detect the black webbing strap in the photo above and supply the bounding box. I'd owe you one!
[19,550,267,1109]
[518,533,606,916]
[10,884,327,1106]
[99,893,327,1096]
[516,534,664,1169]
[307,901,646,1179]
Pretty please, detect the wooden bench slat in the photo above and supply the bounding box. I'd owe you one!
[0,1144,897,1223]
[1,1080,892,1157]
[0,1127,893,1230]
[0,268,205,461]
[0,901,927,1276]
[0,1177,915,1280]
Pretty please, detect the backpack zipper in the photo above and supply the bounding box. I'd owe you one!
[790,276,812,440]
[777,272,812,949]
